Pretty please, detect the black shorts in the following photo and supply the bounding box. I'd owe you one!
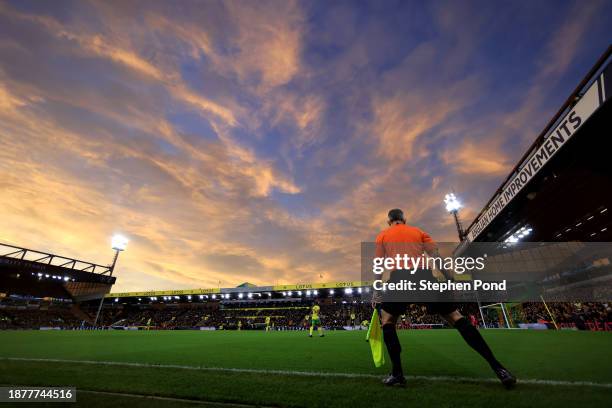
[381,302,457,317]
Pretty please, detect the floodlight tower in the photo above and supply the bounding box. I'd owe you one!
[444,193,465,241]
[93,234,128,327]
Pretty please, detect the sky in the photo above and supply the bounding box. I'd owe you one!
[1,0,611,292]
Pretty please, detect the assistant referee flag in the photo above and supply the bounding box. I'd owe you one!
[366,308,385,368]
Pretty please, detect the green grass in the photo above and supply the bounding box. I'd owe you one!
[0,329,610,407]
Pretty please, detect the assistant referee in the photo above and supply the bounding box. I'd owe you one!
[374,208,516,388]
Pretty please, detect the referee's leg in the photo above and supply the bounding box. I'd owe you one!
[380,304,406,385]
[440,307,516,388]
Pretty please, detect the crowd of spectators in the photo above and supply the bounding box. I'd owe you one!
[521,301,612,328]
[0,307,81,329]
[1,299,610,330]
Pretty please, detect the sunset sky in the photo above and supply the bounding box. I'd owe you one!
[1,0,611,292]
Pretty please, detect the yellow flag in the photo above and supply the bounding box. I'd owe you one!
[367,309,385,367]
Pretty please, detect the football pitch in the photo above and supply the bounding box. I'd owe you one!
[0,329,610,407]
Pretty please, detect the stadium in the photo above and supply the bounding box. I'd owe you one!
[1,2,611,407]
[2,47,612,405]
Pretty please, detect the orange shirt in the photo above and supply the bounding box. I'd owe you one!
[375,223,436,260]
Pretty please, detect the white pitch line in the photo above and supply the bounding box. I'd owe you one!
[78,389,273,407]
[3,357,612,389]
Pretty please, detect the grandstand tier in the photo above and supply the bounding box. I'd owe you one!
[462,46,612,245]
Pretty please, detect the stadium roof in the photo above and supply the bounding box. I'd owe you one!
[461,45,612,246]
[0,242,116,301]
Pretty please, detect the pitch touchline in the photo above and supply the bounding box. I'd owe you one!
[3,357,612,389]
[79,389,274,407]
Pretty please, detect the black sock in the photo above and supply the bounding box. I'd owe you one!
[382,323,403,376]
[454,317,502,370]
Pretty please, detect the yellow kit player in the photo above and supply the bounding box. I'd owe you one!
[309,303,324,337]
[265,316,271,331]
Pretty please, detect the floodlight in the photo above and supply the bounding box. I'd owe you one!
[238,293,243,299]
[329,289,334,295]
[444,193,462,213]
[111,234,128,251]
[306,290,311,296]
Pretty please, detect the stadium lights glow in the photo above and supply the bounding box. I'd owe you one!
[344,288,353,295]
[174,296,179,300]
[357,287,362,294]
[444,193,462,213]
[238,293,243,299]
[267,292,272,296]
[247,293,253,299]
[187,295,192,300]
[504,226,533,244]
[287,291,292,296]
[306,290,311,296]
[114,298,118,302]
[211,294,216,299]
[329,289,334,295]
[111,234,129,251]
[297,291,302,296]
[313,290,318,295]
[63,276,69,281]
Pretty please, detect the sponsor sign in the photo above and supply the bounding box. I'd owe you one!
[467,79,604,241]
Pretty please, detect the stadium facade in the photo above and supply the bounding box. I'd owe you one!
[460,45,612,246]
[0,242,116,302]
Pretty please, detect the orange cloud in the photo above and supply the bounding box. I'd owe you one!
[441,141,511,176]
